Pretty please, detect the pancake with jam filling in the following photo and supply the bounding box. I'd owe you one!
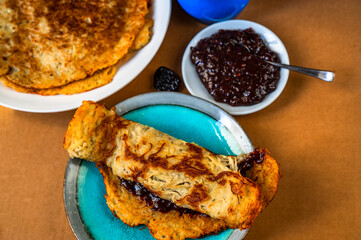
[98,164,228,240]
[63,101,280,239]
[64,101,263,229]
[97,148,279,240]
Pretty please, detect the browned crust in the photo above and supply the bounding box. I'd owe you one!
[98,164,227,240]
[244,149,281,209]
[0,66,116,95]
[97,149,280,240]
[0,58,9,76]
[131,18,153,51]
[97,150,280,239]
[63,101,121,162]
[0,17,153,95]
[175,183,210,210]
[1,0,149,89]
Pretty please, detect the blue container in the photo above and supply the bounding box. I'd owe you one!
[178,0,250,24]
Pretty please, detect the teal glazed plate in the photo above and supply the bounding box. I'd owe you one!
[63,92,254,240]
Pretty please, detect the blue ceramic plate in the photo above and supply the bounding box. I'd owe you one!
[63,92,254,240]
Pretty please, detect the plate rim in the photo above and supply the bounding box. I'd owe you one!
[181,19,290,115]
[63,92,253,240]
[0,0,172,113]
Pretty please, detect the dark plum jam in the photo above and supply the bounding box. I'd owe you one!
[115,148,265,216]
[190,28,281,106]
[238,148,265,176]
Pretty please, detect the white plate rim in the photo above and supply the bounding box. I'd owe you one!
[0,0,172,113]
[182,19,290,115]
[63,92,253,240]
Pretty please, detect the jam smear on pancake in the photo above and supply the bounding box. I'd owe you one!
[119,177,208,217]
[238,148,265,176]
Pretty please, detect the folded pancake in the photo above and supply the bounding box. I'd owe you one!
[0,0,149,89]
[238,148,281,209]
[97,147,280,240]
[64,101,263,229]
[0,66,116,95]
[98,164,227,240]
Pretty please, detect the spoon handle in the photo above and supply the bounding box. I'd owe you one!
[266,61,335,82]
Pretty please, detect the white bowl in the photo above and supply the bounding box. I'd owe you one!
[182,20,289,115]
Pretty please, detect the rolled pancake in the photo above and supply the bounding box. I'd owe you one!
[97,148,280,240]
[99,164,227,240]
[64,101,263,229]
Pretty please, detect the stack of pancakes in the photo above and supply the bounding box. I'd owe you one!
[0,0,152,95]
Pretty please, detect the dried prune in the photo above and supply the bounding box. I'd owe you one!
[154,66,181,91]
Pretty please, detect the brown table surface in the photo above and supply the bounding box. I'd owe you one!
[1,0,360,239]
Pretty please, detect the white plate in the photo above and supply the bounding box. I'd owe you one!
[182,20,290,115]
[0,0,171,113]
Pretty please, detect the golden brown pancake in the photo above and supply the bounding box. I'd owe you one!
[99,164,227,240]
[97,148,280,240]
[0,58,9,76]
[63,101,280,239]
[131,18,153,51]
[0,0,149,89]
[0,14,153,95]
[243,149,281,209]
[0,66,116,95]
[64,101,263,229]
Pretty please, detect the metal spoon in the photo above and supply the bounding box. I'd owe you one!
[240,44,335,82]
[265,61,335,82]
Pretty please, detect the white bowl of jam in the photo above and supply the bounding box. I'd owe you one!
[182,20,289,115]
